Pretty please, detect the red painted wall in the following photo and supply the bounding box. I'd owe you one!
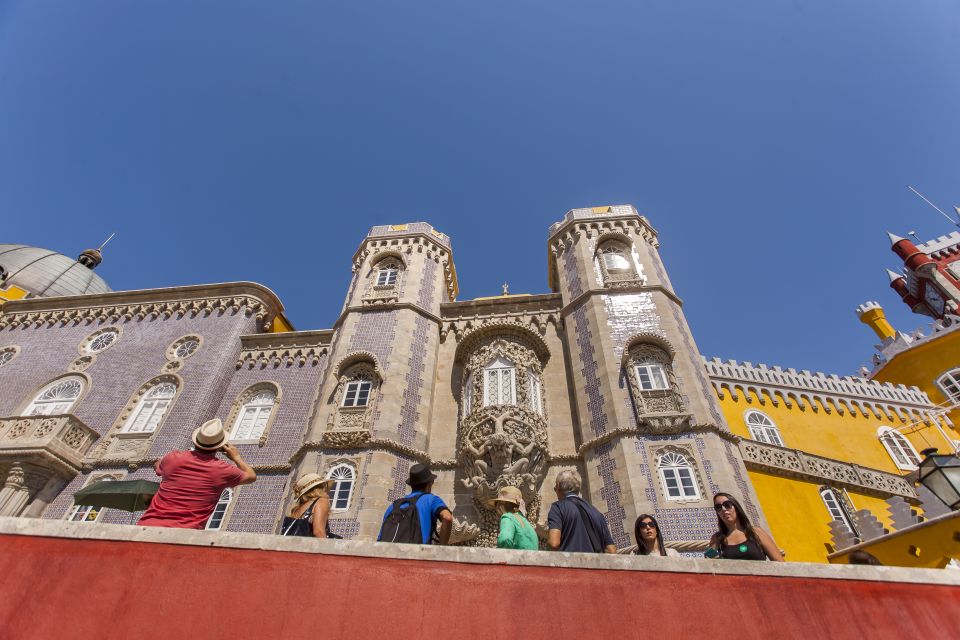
[1,534,957,640]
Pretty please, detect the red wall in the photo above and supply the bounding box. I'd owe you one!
[2,534,958,640]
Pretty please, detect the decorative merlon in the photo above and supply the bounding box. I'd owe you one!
[738,439,917,501]
[236,330,333,369]
[704,356,948,424]
[855,301,881,317]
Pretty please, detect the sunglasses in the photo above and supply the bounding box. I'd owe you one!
[714,500,736,512]
[638,522,657,529]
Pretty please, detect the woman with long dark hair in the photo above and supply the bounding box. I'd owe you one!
[634,514,679,557]
[707,493,783,561]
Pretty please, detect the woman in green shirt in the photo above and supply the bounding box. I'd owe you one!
[494,486,539,550]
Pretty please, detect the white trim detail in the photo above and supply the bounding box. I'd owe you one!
[326,463,355,512]
[24,376,85,416]
[230,390,276,441]
[657,451,700,500]
[122,382,177,434]
[483,356,516,406]
[205,488,233,530]
[877,426,921,471]
[744,409,785,447]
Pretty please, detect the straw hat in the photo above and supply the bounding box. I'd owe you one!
[192,419,228,451]
[491,486,523,507]
[293,473,334,502]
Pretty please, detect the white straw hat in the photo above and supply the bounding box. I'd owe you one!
[191,418,228,451]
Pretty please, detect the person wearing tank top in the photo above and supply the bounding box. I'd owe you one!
[708,492,784,562]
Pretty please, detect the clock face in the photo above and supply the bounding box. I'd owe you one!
[924,284,946,315]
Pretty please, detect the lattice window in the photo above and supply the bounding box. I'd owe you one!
[937,369,960,404]
[123,383,177,433]
[327,464,355,511]
[528,369,543,415]
[66,476,115,523]
[341,377,372,408]
[878,426,921,471]
[745,410,785,447]
[0,347,16,368]
[24,377,85,416]
[174,339,200,359]
[820,486,856,534]
[231,390,276,440]
[484,356,516,406]
[376,265,399,286]
[463,372,474,416]
[657,451,700,500]
[205,488,233,530]
[634,361,669,391]
[84,328,119,354]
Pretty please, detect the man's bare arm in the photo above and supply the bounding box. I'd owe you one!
[221,444,257,484]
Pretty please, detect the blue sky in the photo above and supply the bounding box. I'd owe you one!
[2,1,958,375]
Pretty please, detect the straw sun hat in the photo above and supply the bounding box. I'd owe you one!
[191,419,228,451]
[491,486,524,508]
[293,473,335,502]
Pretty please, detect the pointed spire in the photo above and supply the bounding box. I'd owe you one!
[887,231,906,245]
[886,269,905,283]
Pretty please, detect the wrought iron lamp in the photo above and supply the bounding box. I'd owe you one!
[917,448,960,510]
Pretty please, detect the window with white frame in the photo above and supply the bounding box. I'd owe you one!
[327,464,355,511]
[123,382,177,433]
[657,451,700,500]
[205,488,233,530]
[341,377,372,408]
[634,361,669,391]
[484,356,516,406]
[819,487,856,534]
[231,389,277,440]
[599,243,631,272]
[66,477,115,522]
[937,369,960,404]
[24,377,85,416]
[528,369,543,415]
[174,338,200,359]
[375,263,399,286]
[744,410,785,447]
[84,328,119,354]
[878,426,921,471]
[463,372,474,416]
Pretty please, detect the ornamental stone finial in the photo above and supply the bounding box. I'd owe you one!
[502,282,509,295]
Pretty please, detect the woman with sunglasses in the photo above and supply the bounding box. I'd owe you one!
[634,514,679,557]
[708,493,783,561]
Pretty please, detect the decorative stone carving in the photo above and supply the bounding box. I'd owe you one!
[62,426,88,450]
[739,440,917,500]
[6,421,29,439]
[886,496,921,531]
[32,419,58,439]
[853,509,886,541]
[447,517,480,545]
[68,356,95,372]
[623,341,692,432]
[321,430,371,449]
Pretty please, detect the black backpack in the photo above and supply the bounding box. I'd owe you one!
[381,494,425,544]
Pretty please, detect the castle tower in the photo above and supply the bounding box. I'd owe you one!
[298,223,457,539]
[547,205,765,547]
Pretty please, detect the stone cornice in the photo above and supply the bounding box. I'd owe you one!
[0,282,285,332]
[440,293,562,318]
[704,356,948,425]
[558,285,683,318]
[236,330,334,369]
[738,439,918,502]
[332,302,442,332]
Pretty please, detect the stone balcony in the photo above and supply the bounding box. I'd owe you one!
[0,414,99,476]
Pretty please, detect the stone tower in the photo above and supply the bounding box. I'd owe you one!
[547,205,764,547]
[298,223,457,540]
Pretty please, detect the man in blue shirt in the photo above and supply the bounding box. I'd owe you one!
[547,469,617,553]
[378,464,453,545]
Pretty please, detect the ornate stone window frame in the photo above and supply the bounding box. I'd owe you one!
[622,334,688,430]
[79,326,122,355]
[226,382,282,446]
[363,252,406,304]
[877,426,921,471]
[650,444,707,506]
[326,461,357,512]
[328,353,382,432]
[93,375,183,460]
[166,334,203,362]
[744,409,785,447]
[19,373,91,417]
[0,345,20,368]
[460,336,547,423]
[320,456,365,518]
[120,381,178,434]
[65,471,127,522]
[595,234,643,288]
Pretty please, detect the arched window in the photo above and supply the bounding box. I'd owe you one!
[878,426,921,471]
[231,389,277,441]
[528,369,543,415]
[596,240,640,286]
[66,476,115,522]
[657,451,700,500]
[744,410,785,447]
[601,246,631,272]
[819,487,856,534]
[205,488,233,530]
[341,375,372,408]
[375,260,400,286]
[0,346,18,368]
[24,376,85,416]
[484,356,516,406]
[326,464,356,511]
[122,382,177,433]
[463,371,474,416]
[937,369,960,404]
[634,360,669,391]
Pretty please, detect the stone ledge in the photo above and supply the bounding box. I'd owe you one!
[3,517,956,586]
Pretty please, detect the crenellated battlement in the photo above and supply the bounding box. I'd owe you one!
[917,231,960,259]
[703,356,950,426]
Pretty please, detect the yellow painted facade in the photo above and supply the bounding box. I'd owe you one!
[0,284,28,304]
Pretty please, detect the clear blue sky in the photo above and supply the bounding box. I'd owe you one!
[2,1,958,376]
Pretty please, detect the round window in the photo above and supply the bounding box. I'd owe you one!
[84,329,119,354]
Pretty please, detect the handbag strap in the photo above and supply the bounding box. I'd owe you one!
[569,497,603,553]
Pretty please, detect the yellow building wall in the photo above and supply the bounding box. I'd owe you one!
[0,285,28,304]
[716,390,951,476]
[870,329,960,439]
[748,471,897,563]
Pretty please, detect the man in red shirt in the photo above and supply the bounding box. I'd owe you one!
[138,419,257,529]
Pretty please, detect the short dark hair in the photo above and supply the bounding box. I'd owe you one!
[410,481,431,493]
[849,550,882,566]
